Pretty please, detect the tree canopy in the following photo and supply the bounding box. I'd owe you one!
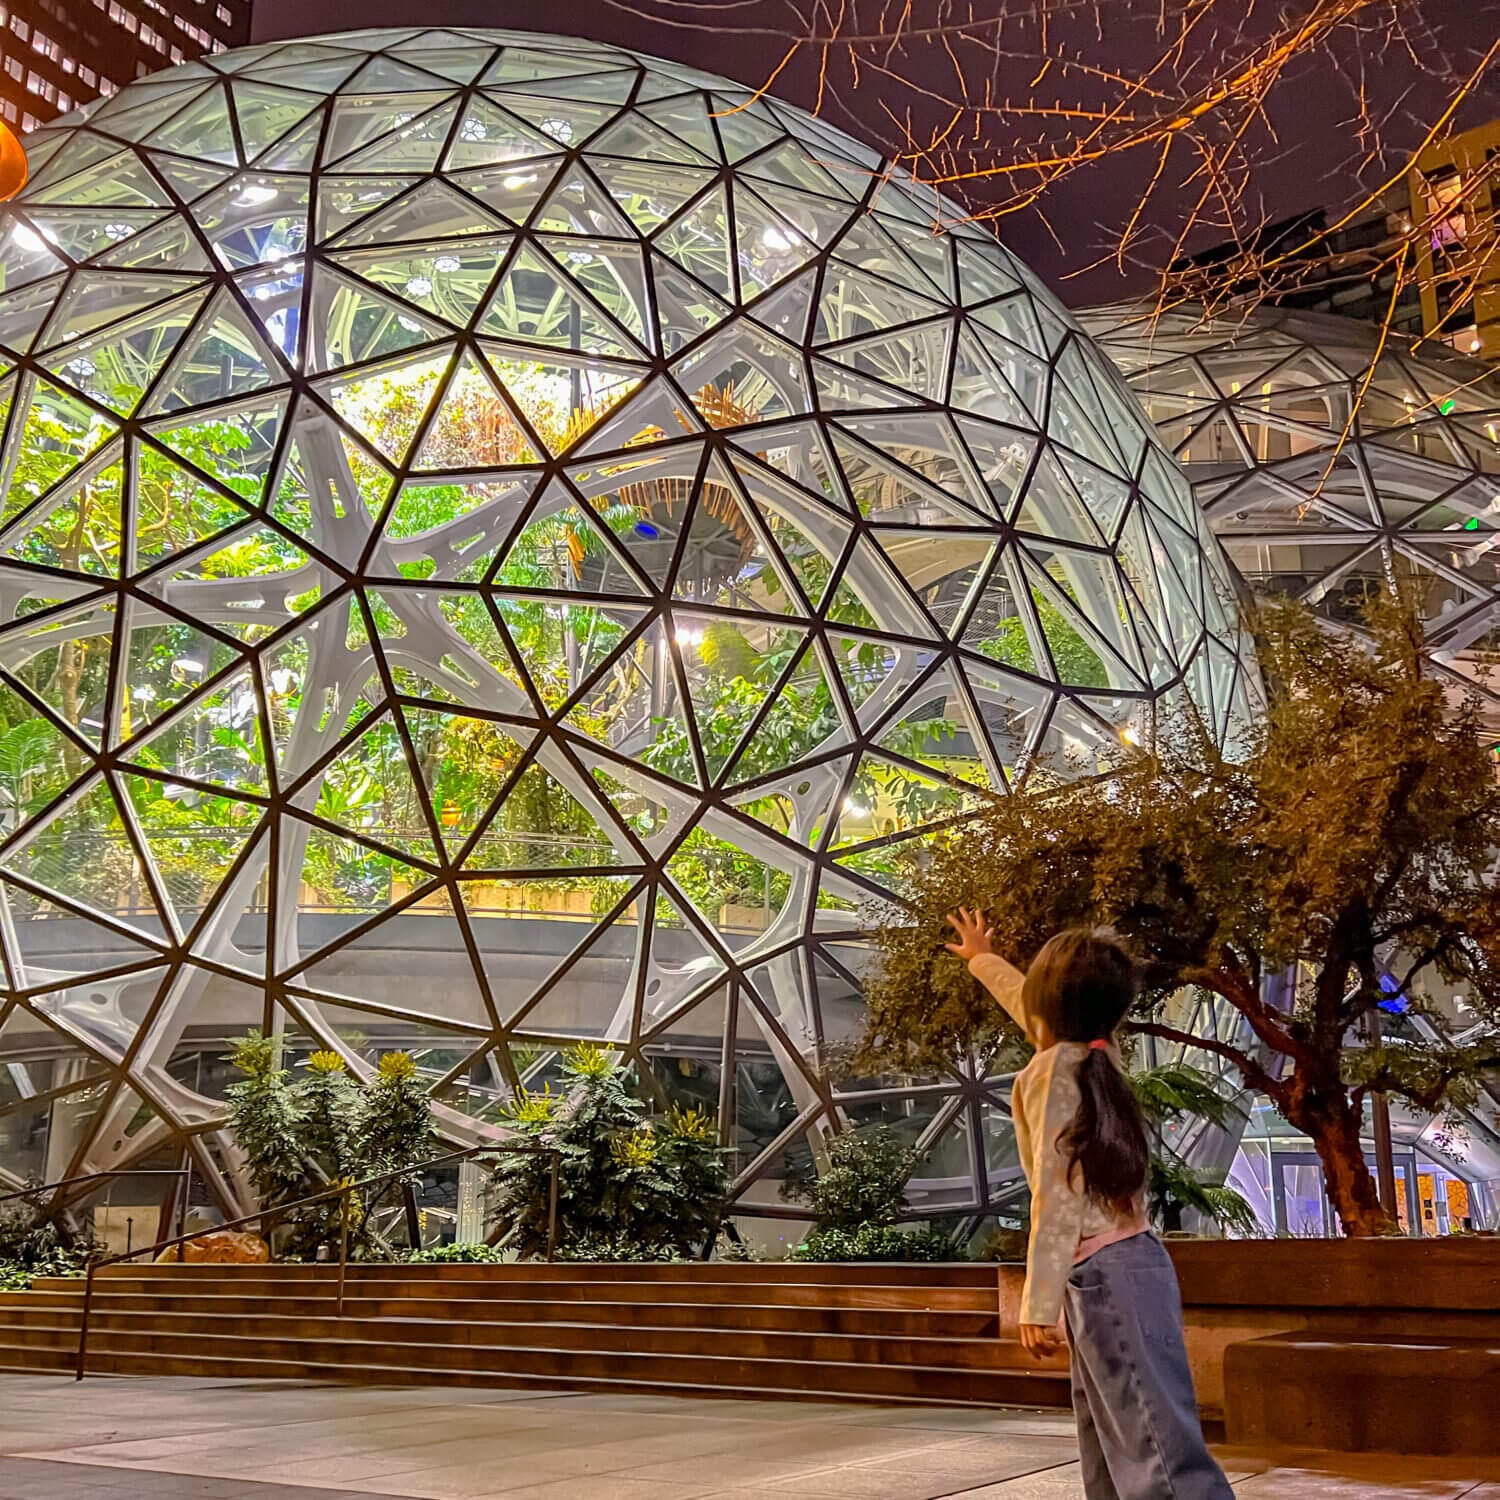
[863,592,1500,1235]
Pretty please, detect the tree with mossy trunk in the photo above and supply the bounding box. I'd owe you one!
[861,593,1500,1237]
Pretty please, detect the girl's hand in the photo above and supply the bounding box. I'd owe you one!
[1019,1322,1066,1360]
[944,907,996,962]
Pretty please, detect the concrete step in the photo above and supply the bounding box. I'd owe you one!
[7,1306,1042,1372]
[0,1289,998,1338]
[56,1324,1068,1405]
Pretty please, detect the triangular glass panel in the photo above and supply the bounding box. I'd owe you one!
[413,350,539,469]
[589,157,715,234]
[144,154,235,203]
[656,183,733,299]
[493,594,650,715]
[19,207,158,264]
[870,527,998,636]
[481,343,644,456]
[27,150,171,209]
[396,705,530,858]
[732,184,820,297]
[305,264,449,373]
[675,322,809,428]
[2,454,124,579]
[230,80,322,161]
[0,217,69,288]
[0,773,152,922]
[325,90,454,164]
[241,54,364,95]
[316,175,424,241]
[638,96,722,162]
[445,159,562,227]
[722,636,848,786]
[0,595,116,749]
[150,291,283,413]
[252,110,324,171]
[322,350,449,466]
[710,97,784,162]
[592,112,708,165]
[147,84,238,164]
[747,178,857,247]
[39,272,204,352]
[120,663,269,795]
[465,756,629,871]
[539,237,650,354]
[576,750,699,859]
[118,602,248,740]
[341,98,464,174]
[831,754,982,850]
[181,175,310,272]
[2,376,118,523]
[39,290,205,417]
[481,242,637,356]
[95,216,212,273]
[822,319,953,404]
[148,393,286,505]
[388,43,495,85]
[119,769,261,922]
[349,54,454,92]
[489,93,618,148]
[131,445,255,575]
[648,252,732,355]
[443,97,556,169]
[531,164,637,238]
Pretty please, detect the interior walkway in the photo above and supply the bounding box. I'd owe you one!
[0,1375,1495,1499]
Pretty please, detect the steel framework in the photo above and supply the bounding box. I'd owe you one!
[0,29,1253,1224]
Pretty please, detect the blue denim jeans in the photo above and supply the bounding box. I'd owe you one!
[1063,1232,1233,1500]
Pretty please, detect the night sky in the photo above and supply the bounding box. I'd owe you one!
[251,0,1500,305]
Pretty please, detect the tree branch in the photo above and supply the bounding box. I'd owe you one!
[1128,1019,1279,1098]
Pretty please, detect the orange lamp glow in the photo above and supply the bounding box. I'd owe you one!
[0,120,26,202]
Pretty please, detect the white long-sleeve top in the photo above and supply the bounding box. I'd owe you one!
[970,951,1148,1327]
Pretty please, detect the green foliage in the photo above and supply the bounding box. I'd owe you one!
[790,1224,958,1262]
[489,1044,729,1260]
[224,1032,434,1260]
[863,592,1500,1236]
[1130,1063,1257,1235]
[405,1241,506,1264]
[0,1190,97,1286]
[785,1127,917,1231]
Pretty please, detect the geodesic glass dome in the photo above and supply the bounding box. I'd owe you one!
[0,28,1253,1228]
[1083,304,1500,722]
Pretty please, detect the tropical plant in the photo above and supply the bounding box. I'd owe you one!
[488,1043,729,1260]
[782,1125,961,1261]
[1131,1063,1258,1236]
[405,1241,506,1264]
[790,1223,958,1262]
[0,1188,98,1288]
[862,592,1500,1237]
[224,1032,433,1259]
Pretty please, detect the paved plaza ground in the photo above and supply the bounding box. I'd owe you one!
[0,1376,1495,1500]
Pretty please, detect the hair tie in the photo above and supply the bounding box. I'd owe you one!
[1087,1038,1111,1052]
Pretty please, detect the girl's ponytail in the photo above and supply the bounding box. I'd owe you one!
[1022,928,1150,1213]
[1061,1047,1149,1216]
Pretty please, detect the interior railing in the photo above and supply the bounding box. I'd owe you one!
[72,1142,561,1380]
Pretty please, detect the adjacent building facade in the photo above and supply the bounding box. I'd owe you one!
[0,0,248,134]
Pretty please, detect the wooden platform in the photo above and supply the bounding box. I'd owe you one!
[0,1262,1072,1408]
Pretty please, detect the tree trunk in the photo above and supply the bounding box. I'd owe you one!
[1290,1089,1394,1237]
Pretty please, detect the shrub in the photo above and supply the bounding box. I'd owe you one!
[791,1224,958,1262]
[223,1032,434,1260]
[406,1242,506,1264]
[489,1044,729,1260]
[785,1127,916,1231]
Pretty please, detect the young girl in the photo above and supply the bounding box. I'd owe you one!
[946,909,1232,1500]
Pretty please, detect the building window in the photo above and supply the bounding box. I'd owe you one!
[60,54,73,71]
[4,55,20,80]
[215,4,229,21]
[169,43,181,60]
[57,89,69,111]
[8,14,26,39]
[79,64,95,85]
[0,100,14,122]
[21,110,37,129]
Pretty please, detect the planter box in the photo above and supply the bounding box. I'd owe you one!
[1168,1238,1500,1452]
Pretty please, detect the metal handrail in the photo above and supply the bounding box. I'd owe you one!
[73,1142,561,1381]
[0,1170,190,1209]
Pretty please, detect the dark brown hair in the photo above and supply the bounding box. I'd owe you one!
[1022,928,1148,1216]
